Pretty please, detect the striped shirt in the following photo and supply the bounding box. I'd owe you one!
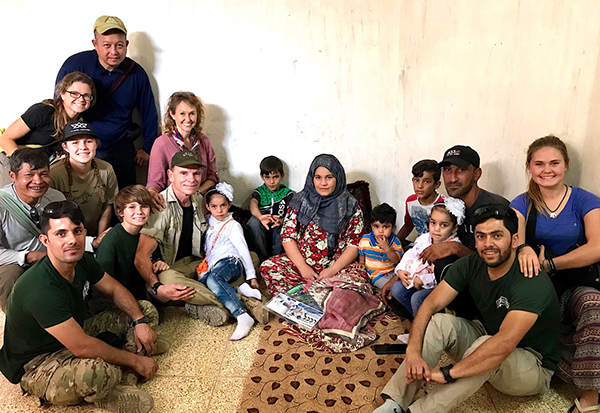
[358,232,404,283]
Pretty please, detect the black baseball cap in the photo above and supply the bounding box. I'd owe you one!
[440,145,480,168]
[63,121,98,142]
[170,150,203,169]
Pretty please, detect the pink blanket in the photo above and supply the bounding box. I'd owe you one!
[309,274,385,343]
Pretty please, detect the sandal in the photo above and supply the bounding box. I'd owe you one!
[568,396,600,413]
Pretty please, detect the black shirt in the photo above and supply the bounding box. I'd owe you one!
[176,204,194,261]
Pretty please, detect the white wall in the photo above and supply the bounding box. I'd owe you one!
[2,0,599,219]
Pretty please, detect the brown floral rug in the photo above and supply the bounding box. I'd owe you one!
[238,313,411,412]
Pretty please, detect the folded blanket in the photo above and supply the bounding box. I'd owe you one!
[309,271,385,344]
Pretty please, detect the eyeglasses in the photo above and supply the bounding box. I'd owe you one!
[29,207,40,228]
[66,91,94,102]
[43,200,80,216]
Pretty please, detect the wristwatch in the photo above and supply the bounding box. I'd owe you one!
[440,364,456,383]
[150,281,163,296]
[132,316,151,327]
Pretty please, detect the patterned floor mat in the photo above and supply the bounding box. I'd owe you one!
[238,314,411,412]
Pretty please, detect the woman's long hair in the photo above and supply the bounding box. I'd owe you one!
[44,71,96,140]
[163,91,205,136]
[526,135,570,214]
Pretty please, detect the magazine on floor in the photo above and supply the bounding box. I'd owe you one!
[266,284,324,330]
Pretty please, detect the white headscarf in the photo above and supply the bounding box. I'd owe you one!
[440,197,466,226]
[211,182,234,202]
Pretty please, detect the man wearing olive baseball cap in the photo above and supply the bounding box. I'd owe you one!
[134,151,235,325]
[56,15,159,190]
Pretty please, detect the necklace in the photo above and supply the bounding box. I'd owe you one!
[543,184,568,219]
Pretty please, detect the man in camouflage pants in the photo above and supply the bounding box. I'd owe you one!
[0,201,168,412]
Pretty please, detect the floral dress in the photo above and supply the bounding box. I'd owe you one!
[261,206,365,295]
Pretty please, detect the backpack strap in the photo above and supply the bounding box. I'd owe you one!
[0,191,42,238]
[108,59,137,96]
[524,201,538,248]
[206,219,234,254]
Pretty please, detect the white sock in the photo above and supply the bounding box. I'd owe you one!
[230,312,255,341]
[238,282,262,301]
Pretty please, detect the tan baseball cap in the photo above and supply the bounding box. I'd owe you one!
[93,15,127,35]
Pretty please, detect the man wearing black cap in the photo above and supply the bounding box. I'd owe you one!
[56,15,159,189]
[135,151,232,325]
[421,145,509,262]
[374,205,560,413]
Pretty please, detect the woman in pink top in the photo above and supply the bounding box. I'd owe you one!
[147,91,219,208]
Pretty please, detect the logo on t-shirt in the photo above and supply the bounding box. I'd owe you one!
[82,281,90,300]
[496,296,510,309]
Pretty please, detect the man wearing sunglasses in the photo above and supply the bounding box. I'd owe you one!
[0,201,163,412]
[56,16,159,189]
[374,205,560,413]
[0,148,65,312]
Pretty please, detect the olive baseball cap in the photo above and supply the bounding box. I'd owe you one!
[440,145,480,168]
[94,15,127,35]
[171,151,203,169]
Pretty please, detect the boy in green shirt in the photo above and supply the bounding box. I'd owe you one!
[247,156,293,262]
[90,185,166,315]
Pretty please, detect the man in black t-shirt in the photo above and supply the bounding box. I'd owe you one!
[374,205,560,413]
[0,201,164,411]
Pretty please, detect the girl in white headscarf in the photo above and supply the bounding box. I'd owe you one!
[200,182,261,340]
[381,197,465,316]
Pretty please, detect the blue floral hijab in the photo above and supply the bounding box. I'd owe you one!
[290,154,358,251]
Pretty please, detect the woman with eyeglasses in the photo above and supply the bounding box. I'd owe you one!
[0,71,96,159]
[510,135,600,413]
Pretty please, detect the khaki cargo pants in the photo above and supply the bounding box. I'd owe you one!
[19,300,159,406]
[381,313,554,413]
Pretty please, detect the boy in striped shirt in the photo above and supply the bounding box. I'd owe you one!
[358,203,404,288]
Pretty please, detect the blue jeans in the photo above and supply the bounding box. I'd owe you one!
[391,280,433,317]
[247,216,283,262]
[199,256,247,318]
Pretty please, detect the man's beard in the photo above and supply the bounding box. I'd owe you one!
[479,246,512,268]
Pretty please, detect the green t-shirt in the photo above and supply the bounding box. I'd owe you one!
[251,184,293,217]
[89,224,145,315]
[0,253,104,383]
[444,254,561,371]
